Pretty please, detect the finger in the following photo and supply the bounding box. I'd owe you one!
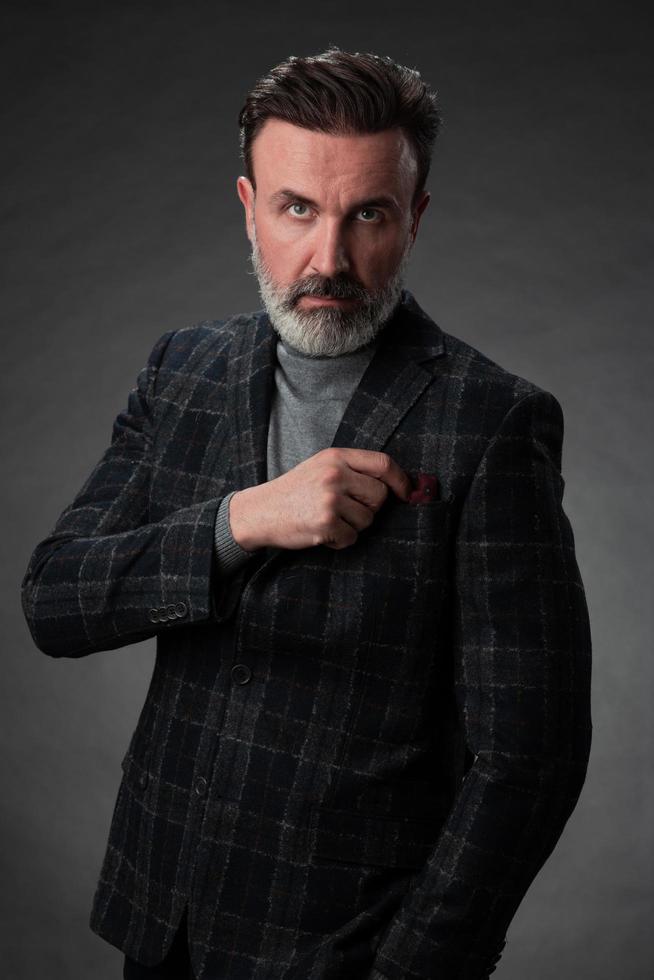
[337,496,377,532]
[338,448,412,501]
[323,500,374,550]
[344,466,388,512]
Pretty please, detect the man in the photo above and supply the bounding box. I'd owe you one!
[21,47,593,980]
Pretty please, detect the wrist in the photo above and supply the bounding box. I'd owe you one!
[229,486,267,552]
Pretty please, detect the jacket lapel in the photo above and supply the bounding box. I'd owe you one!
[329,290,446,453]
[223,310,278,493]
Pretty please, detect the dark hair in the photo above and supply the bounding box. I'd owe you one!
[238,46,441,208]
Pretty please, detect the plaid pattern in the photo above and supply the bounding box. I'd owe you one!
[21,291,592,979]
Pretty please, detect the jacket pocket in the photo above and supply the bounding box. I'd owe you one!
[380,492,455,531]
[308,804,441,870]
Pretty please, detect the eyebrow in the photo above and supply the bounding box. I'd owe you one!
[268,188,401,214]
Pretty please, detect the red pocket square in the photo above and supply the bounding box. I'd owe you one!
[407,473,439,503]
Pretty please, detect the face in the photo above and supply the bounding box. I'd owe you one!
[237,118,430,356]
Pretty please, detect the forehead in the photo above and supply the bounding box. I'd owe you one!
[250,118,417,199]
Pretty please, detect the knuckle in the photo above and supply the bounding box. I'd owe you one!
[317,504,337,528]
[322,465,342,486]
[321,489,339,510]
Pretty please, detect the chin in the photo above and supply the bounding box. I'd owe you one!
[272,306,381,358]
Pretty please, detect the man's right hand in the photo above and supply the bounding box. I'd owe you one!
[228,447,413,552]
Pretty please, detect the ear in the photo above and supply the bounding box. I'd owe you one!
[236,176,256,242]
[410,190,430,244]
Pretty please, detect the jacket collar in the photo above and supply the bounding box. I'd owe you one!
[224,289,446,493]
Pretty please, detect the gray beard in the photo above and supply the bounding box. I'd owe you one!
[248,228,412,357]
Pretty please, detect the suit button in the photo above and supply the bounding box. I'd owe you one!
[149,608,159,623]
[175,601,188,618]
[231,664,252,685]
[166,603,176,620]
[194,776,207,797]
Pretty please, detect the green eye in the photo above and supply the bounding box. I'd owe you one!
[359,209,380,222]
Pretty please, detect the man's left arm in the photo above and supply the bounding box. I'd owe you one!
[369,390,593,980]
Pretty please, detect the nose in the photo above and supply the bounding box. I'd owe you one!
[309,220,350,279]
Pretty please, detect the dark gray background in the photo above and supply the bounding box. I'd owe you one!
[3,1,652,976]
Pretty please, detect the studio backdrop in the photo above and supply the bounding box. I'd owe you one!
[2,2,652,978]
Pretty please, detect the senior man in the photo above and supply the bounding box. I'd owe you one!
[22,47,592,980]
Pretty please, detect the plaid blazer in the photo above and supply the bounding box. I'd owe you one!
[21,290,593,980]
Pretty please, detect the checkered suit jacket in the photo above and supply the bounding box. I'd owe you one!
[21,290,592,980]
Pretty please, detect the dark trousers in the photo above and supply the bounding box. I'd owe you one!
[123,908,195,979]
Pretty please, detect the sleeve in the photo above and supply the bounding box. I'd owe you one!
[21,329,237,658]
[368,389,593,980]
[213,490,260,575]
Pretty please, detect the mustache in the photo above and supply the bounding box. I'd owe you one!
[288,274,369,304]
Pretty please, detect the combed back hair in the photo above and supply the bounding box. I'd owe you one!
[238,46,442,208]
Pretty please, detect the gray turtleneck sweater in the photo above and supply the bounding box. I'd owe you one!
[213,334,379,573]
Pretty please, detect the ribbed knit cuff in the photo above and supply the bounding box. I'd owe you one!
[213,491,258,576]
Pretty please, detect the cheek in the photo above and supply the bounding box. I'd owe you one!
[357,234,406,286]
[258,226,308,282]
